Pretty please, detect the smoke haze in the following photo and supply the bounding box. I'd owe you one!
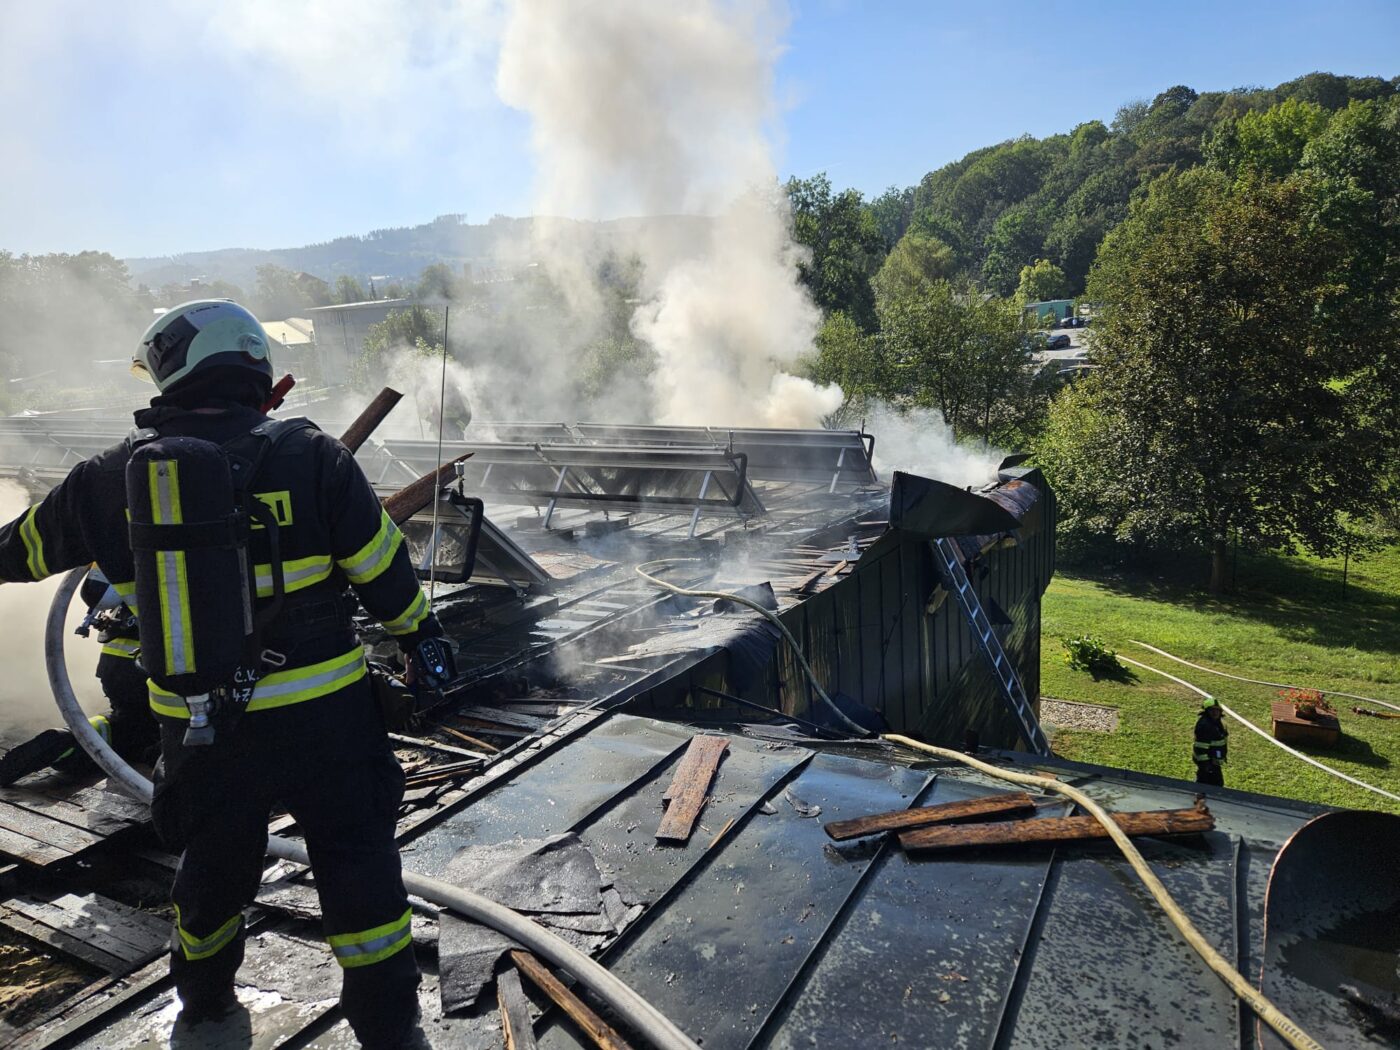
[496,0,842,428]
[0,482,102,743]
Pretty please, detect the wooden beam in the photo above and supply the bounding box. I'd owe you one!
[497,967,539,1050]
[656,735,729,844]
[383,454,473,526]
[509,950,634,1050]
[823,791,1037,841]
[898,801,1214,853]
[661,734,729,804]
[337,387,402,453]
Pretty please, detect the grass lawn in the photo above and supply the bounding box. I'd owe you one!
[1039,542,1400,815]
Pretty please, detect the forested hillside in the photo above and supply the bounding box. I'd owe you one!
[792,70,1399,310]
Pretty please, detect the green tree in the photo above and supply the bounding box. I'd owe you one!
[1070,169,1371,591]
[354,306,445,387]
[810,310,883,415]
[253,265,330,319]
[415,263,457,302]
[1206,98,1332,177]
[786,173,886,330]
[1015,258,1070,304]
[334,275,368,304]
[871,231,954,303]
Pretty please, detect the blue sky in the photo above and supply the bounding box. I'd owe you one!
[2,0,1396,259]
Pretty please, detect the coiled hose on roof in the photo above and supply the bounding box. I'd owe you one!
[45,567,701,1050]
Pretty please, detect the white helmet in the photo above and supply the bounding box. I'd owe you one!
[133,299,273,392]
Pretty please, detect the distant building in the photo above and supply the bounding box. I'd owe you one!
[1023,298,1076,323]
[262,318,319,383]
[305,298,411,384]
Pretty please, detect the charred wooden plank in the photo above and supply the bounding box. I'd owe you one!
[656,735,729,844]
[453,705,547,731]
[383,454,473,525]
[338,387,402,453]
[660,734,730,804]
[898,801,1214,853]
[0,824,71,867]
[509,950,634,1050]
[823,791,1037,841]
[0,801,104,856]
[497,967,539,1050]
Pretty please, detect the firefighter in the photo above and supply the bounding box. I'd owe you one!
[0,300,444,1048]
[1193,697,1229,787]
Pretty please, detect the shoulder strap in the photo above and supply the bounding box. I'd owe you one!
[223,417,317,494]
[125,426,159,452]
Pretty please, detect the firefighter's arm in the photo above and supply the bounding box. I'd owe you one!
[0,467,95,583]
[324,441,443,647]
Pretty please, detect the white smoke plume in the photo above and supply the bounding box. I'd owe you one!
[496,0,841,428]
[865,403,1004,490]
[0,482,102,743]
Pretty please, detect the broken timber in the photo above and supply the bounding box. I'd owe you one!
[899,800,1214,853]
[656,734,729,843]
[823,791,1036,841]
[0,892,166,973]
[510,950,634,1050]
[497,966,539,1050]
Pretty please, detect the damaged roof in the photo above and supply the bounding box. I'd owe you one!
[17,707,1336,1050]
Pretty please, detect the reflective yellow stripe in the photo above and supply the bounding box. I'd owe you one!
[19,506,49,580]
[149,460,195,675]
[112,581,139,617]
[149,646,368,718]
[381,589,430,636]
[253,554,333,598]
[337,511,403,585]
[173,905,242,962]
[327,908,412,969]
[100,637,140,659]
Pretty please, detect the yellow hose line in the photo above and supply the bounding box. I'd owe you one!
[1130,640,1400,714]
[634,559,871,737]
[880,734,1323,1050]
[1120,655,1400,805]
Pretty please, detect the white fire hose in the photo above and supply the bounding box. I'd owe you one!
[45,567,700,1050]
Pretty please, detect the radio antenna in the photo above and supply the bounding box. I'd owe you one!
[428,305,450,601]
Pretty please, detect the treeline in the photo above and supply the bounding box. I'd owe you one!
[787,71,1400,590]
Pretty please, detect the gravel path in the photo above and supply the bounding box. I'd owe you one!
[1041,697,1119,734]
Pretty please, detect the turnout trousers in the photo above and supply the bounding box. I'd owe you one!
[151,678,419,1048]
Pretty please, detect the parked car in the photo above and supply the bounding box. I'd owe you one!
[1046,334,1071,350]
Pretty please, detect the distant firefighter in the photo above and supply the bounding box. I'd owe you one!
[1193,697,1229,787]
[423,381,473,440]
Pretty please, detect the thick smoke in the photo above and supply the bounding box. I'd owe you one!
[864,403,1004,490]
[496,0,842,428]
[0,482,102,743]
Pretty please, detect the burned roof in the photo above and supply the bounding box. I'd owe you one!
[0,411,1376,1049]
[9,707,1338,1049]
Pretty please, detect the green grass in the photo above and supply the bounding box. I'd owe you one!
[1040,543,1400,815]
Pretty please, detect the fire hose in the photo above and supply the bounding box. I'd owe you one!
[45,567,701,1050]
[634,562,1322,1049]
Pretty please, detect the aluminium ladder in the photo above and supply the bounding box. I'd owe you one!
[933,537,1051,756]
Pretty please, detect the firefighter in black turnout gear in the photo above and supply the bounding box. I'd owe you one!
[0,300,445,1048]
[1193,697,1229,787]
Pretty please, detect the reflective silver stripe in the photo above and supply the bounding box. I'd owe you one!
[338,512,402,584]
[329,923,412,964]
[382,590,429,636]
[247,650,366,704]
[254,555,333,596]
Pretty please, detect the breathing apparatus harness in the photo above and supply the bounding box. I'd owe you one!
[125,417,312,747]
